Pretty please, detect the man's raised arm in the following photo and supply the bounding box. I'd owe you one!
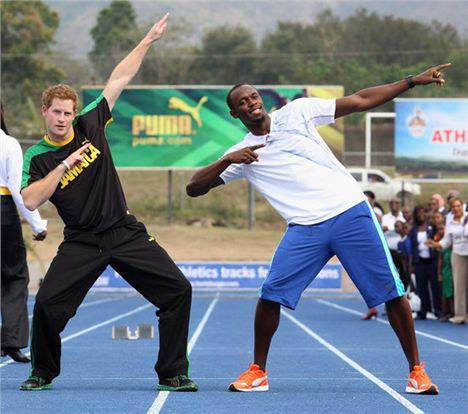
[103,13,169,110]
[335,63,451,119]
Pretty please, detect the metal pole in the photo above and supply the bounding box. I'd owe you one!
[167,169,173,225]
[401,180,405,206]
[365,113,372,168]
[179,171,186,210]
[248,182,255,230]
[364,112,395,169]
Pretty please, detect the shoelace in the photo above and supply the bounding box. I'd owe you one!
[237,368,264,383]
[412,363,430,383]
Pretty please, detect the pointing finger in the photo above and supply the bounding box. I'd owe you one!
[435,62,451,71]
[79,143,91,153]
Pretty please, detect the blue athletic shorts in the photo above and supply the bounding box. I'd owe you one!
[260,200,405,309]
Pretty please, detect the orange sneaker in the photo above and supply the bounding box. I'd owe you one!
[405,363,439,394]
[228,363,269,392]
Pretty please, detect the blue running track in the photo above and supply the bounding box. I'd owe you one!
[2,292,467,413]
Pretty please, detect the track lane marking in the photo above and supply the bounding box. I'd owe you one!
[317,299,468,350]
[26,297,124,320]
[281,309,425,414]
[147,293,220,414]
[0,303,152,368]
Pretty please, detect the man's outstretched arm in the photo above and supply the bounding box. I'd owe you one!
[186,144,265,197]
[103,13,169,110]
[335,63,451,119]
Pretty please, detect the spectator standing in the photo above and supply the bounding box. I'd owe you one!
[408,206,441,319]
[428,198,468,324]
[431,194,447,215]
[382,197,405,232]
[1,107,47,363]
[433,222,454,322]
[382,199,406,284]
[402,206,413,225]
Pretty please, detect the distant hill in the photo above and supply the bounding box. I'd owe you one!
[45,0,468,60]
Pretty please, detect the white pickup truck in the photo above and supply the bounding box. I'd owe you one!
[347,167,421,201]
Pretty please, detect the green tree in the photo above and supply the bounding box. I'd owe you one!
[188,26,258,84]
[257,8,465,93]
[89,0,140,82]
[1,1,63,137]
[258,10,344,83]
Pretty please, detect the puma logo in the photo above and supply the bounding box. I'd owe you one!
[168,96,208,127]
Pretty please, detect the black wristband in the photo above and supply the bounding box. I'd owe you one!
[405,75,415,88]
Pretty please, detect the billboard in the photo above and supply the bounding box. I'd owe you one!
[395,98,468,176]
[91,262,342,292]
[82,86,344,168]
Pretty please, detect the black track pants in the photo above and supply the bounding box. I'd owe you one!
[1,196,29,350]
[30,220,192,381]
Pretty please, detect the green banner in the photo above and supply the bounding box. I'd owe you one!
[82,86,344,168]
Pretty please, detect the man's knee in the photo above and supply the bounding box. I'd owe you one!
[179,277,192,298]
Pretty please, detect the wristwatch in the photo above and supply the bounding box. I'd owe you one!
[405,75,415,88]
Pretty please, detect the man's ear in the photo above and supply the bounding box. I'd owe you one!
[41,105,48,117]
[229,109,238,119]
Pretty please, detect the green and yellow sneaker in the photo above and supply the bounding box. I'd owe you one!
[157,375,198,392]
[20,376,53,391]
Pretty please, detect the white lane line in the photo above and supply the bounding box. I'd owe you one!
[0,303,152,368]
[317,299,468,351]
[27,297,123,320]
[147,293,220,414]
[281,309,424,414]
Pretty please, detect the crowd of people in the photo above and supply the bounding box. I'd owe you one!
[362,190,468,325]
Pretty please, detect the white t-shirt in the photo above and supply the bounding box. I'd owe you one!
[220,98,365,225]
[382,212,405,231]
[382,212,405,250]
[417,231,431,259]
[0,128,47,233]
[439,213,468,256]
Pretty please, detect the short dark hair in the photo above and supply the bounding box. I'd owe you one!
[412,204,426,224]
[363,190,376,200]
[226,83,250,110]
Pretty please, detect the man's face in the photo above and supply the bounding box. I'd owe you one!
[229,85,267,125]
[428,198,438,211]
[402,207,411,220]
[390,199,401,214]
[42,98,76,141]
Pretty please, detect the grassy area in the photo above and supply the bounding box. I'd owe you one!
[22,216,285,266]
[118,170,468,221]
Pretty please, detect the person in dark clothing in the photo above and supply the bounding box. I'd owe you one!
[1,107,47,363]
[408,205,441,319]
[19,14,197,392]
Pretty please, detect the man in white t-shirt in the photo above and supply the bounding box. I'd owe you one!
[1,108,47,364]
[382,198,405,233]
[187,63,450,395]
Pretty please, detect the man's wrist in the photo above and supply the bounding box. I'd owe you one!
[405,75,415,88]
[61,160,71,170]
